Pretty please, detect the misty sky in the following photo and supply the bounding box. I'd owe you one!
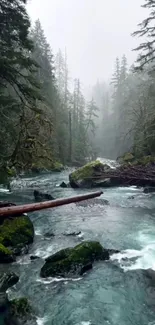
[27,0,147,86]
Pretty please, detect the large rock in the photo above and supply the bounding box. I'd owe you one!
[0,215,34,263]
[7,297,37,325]
[69,160,111,188]
[40,241,110,278]
[0,272,19,313]
[0,272,36,325]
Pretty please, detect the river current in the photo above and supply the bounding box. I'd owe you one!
[0,158,155,325]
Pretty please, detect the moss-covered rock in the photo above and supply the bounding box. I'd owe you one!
[0,216,34,248]
[40,241,109,278]
[0,272,19,293]
[8,297,37,325]
[10,298,32,317]
[69,160,111,188]
[0,216,34,263]
[0,244,14,263]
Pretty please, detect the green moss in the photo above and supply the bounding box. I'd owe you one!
[117,152,135,164]
[69,241,104,263]
[6,167,16,177]
[137,155,155,166]
[10,298,32,317]
[52,161,64,172]
[0,243,14,262]
[119,154,155,166]
[41,241,109,277]
[70,160,106,181]
[45,248,72,264]
[0,243,12,255]
[0,216,34,248]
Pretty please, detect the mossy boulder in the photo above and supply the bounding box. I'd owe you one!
[0,244,14,263]
[0,272,19,315]
[0,216,34,263]
[40,241,110,278]
[69,160,111,188]
[8,298,37,325]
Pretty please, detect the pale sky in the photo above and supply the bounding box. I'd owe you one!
[27,0,147,86]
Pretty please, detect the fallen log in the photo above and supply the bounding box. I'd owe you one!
[82,165,155,186]
[0,191,103,217]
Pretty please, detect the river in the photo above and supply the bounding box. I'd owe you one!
[0,159,155,325]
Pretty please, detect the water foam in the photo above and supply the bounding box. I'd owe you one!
[0,188,10,193]
[37,277,82,284]
[111,228,155,271]
[37,316,48,325]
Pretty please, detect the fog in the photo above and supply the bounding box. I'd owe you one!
[28,0,146,86]
[27,0,153,160]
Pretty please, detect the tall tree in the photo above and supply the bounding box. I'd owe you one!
[133,0,155,70]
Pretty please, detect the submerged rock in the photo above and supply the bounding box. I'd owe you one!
[40,241,110,278]
[60,181,68,188]
[143,187,155,194]
[63,231,82,236]
[34,190,54,202]
[44,232,55,238]
[0,215,34,263]
[30,255,40,261]
[69,160,111,188]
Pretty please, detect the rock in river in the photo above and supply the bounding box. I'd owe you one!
[0,214,34,263]
[40,241,110,278]
[69,160,112,188]
[7,297,37,325]
[0,272,37,325]
[34,190,54,201]
[0,272,19,313]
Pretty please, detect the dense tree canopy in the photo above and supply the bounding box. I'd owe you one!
[0,0,98,182]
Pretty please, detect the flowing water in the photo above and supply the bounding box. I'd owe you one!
[0,159,155,325]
